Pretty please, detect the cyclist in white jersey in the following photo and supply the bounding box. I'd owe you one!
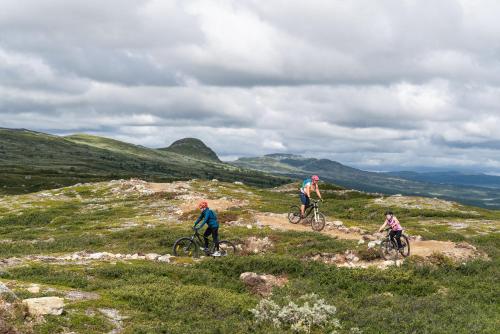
[299,175,322,218]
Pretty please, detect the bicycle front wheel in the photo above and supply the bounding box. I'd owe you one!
[288,205,302,224]
[380,239,398,260]
[217,240,236,257]
[311,212,326,231]
[399,234,410,257]
[173,237,198,258]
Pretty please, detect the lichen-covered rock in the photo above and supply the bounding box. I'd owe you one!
[23,297,64,316]
[243,237,274,254]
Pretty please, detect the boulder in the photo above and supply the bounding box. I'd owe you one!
[157,255,172,263]
[243,237,274,254]
[88,252,112,260]
[239,272,288,297]
[456,242,476,250]
[367,240,382,249]
[65,291,100,301]
[27,284,40,294]
[0,282,17,299]
[23,297,64,316]
[362,234,377,241]
[345,251,356,262]
[145,253,160,261]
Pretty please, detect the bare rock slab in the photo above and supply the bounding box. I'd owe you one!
[23,296,64,316]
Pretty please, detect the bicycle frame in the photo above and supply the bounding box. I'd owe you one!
[190,229,211,253]
[384,228,400,247]
[304,201,320,221]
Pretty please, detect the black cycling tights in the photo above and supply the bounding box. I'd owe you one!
[389,230,403,248]
[204,227,219,250]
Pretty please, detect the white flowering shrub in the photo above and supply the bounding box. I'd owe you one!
[251,293,355,333]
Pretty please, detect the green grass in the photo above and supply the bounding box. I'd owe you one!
[0,180,498,333]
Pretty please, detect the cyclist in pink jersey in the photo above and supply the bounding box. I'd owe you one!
[378,211,404,250]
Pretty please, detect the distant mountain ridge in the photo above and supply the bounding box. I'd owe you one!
[386,171,500,189]
[233,154,500,209]
[0,128,288,194]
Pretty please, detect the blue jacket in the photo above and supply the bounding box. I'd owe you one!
[194,208,219,229]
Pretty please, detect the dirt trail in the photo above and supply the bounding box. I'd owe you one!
[255,213,480,261]
[124,180,482,262]
[178,198,248,213]
[255,213,362,240]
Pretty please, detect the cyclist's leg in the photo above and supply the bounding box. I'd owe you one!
[203,227,212,249]
[395,230,403,248]
[212,227,220,251]
[299,193,309,217]
[389,230,397,247]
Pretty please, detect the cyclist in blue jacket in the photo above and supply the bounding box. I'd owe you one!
[194,201,220,256]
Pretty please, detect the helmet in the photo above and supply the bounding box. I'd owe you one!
[198,201,208,210]
[311,175,320,182]
[385,210,393,216]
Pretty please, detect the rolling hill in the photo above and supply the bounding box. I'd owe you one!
[233,154,500,209]
[159,138,221,162]
[0,128,288,194]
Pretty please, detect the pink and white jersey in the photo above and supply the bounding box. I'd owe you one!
[387,217,403,231]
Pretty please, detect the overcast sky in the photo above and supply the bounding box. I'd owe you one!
[1,0,500,172]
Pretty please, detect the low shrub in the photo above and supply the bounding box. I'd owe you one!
[251,293,340,333]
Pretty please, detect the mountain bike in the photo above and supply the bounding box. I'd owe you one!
[380,228,410,260]
[172,228,236,258]
[287,199,326,231]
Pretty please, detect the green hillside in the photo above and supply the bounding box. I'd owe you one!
[160,138,221,162]
[233,154,500,209]
[0,128,288,194]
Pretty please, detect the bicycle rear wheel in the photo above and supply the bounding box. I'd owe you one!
[380,239,398,260]
[288,205,302,224]
[173,237,198,258]
[311,212,326,231]
[399,234,410,257]
[216,240,236,257]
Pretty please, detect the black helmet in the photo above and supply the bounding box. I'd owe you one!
[385,210,393,216]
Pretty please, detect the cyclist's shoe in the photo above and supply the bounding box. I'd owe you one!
[202,247,209,253]
[212,251,221,257]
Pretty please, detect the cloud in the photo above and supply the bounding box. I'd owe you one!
[0,0,500,173]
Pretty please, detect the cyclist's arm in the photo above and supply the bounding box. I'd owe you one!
[193,212,203,229]
[378,220,388,232]
[315,186,322,200]
[196,211,210,229]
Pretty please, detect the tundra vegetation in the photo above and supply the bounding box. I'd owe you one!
[0,178,498,333]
